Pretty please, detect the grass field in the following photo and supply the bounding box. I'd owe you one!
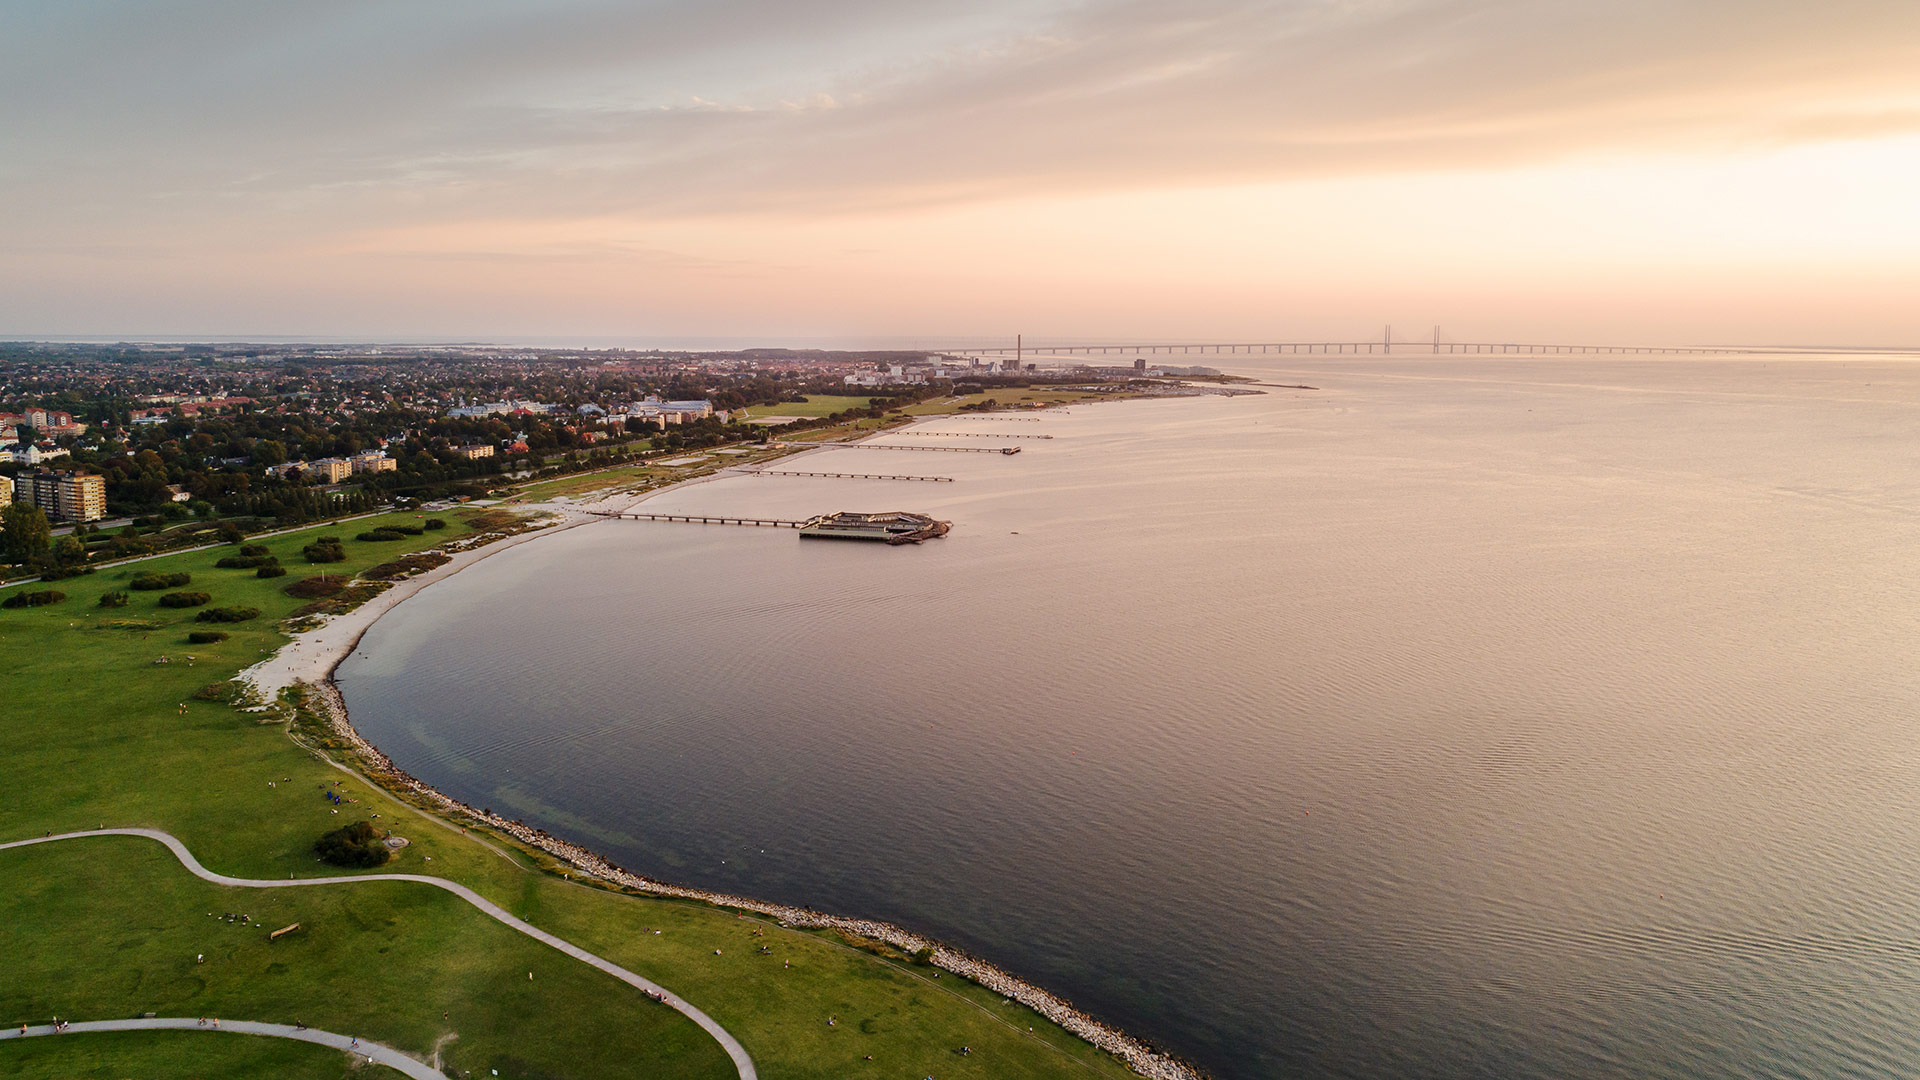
[0,1027,370,1079]
[0,511,1144,1080]
[739,395,880,418]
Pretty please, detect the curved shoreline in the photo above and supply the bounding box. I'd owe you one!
[247,427,1207,1080]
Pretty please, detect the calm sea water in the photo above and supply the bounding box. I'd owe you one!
[340,357,1920,1079]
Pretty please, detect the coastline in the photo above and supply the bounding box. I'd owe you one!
[243,425,1208,1080]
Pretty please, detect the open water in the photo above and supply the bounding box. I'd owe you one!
[340,356,1920,1078]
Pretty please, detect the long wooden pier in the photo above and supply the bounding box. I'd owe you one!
[951,415,1043,422]
[901,431,1053,440]
[837,443,1021,455]
[609,512,807,528]
[750,469,953,483]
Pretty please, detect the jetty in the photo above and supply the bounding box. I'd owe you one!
[608,512,806,528]
[900,431,1053,440]
[833,443,1021,455]
[750,470,953,483]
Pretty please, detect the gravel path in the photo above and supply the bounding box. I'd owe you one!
[0,828,756,1080]
[0,1017,445,1078]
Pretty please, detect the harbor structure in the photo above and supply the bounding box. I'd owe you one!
[798,511,951,544]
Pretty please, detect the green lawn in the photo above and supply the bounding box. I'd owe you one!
[0,512,1143,1080]
[738,396,880,418]
[0,1028,368,1079]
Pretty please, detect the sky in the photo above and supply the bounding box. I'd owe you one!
[4,0,1920,346]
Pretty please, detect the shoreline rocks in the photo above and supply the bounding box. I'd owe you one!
[305,678,1205,1080]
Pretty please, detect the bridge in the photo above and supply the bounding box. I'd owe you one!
[946,339,1758,358]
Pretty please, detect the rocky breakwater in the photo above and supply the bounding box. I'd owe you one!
[305,680,1204,1080]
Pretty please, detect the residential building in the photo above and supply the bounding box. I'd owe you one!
[0,473,11,506]
[306,458,353,483]
[18,470,105,522]
[453,443,495,460]
[349,451,396,474]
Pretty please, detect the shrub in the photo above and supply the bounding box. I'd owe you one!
[38,564,94,581]
[98,590,130,608]
[314,820,392,868]
[356,528,405,542]
[187,630,230,644]
[390,523,425,536]
[2,589,65,609]
[129,572,190,590]
[255,562,287,578]
[422,518,447,531]
[238,544,270,557]
[195,606,260,623]
[284,576,346,599]
[216,555,268,569]
[303,539,346,563]
[190,680,234,699]
[158,591,211,608]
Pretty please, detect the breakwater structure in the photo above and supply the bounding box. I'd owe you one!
[747,469,953,483]
[302,679,1207,1080]
[900,431,1054,440]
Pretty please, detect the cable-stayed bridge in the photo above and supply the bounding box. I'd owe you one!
[944,337,1774,360]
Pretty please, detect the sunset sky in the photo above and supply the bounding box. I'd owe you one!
[5,0,1920,345]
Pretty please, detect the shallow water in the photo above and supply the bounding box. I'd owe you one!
[341,356,1920,1078]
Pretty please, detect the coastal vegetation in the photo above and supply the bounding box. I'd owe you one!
[0,510,1152,1080]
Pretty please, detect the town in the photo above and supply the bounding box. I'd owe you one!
[0,341,1186,579]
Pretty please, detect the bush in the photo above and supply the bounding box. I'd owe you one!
[239,544,271,557]
[187,630,230,644]
[98,590,130,608]
[303,539,346,563]
[423,518,447,531]
[191,681,234,700]
[356,528,405,542]
[284,576,346,599]
[158,591,211,608]
[216,555,269,569]
[195,606,260,623]
[2,590,65,609]
[390,524,425,536]
[314,820,392,868]
[255,562,287,578]
[129,572,190,590]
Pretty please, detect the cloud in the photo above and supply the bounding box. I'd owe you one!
[5,0,1920,239]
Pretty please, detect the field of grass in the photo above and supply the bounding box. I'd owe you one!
[739,395,880,418]
[0,1027,369,1079]
[0,512,1144,1080]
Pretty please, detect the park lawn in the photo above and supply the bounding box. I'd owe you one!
[0,1028,366,1079]
[738,396,880,419]
[505,462,663,502]
[0,838,727,1080]
[0,511,1145,1080]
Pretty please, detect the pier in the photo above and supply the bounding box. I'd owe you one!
[750,470,953,483]
[901,431,1053,440]
[952,415,1043,422]
[606,512,807,528]
[834,443,1021,455]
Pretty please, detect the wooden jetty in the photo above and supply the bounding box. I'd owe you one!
[836,443,1021,455]
[751,470,953,483]
[900,431,1052,440]
[611,512,806,528]
[952,415,1043,422]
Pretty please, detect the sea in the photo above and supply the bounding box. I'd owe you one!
[338,355,1920,1079]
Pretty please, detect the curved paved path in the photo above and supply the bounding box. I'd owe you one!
[0,1017,445,1078]
[0,829,756,1080]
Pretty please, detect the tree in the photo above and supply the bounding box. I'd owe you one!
[51,534,87,567]
[252,439,288,467]
[1,503,52,564]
